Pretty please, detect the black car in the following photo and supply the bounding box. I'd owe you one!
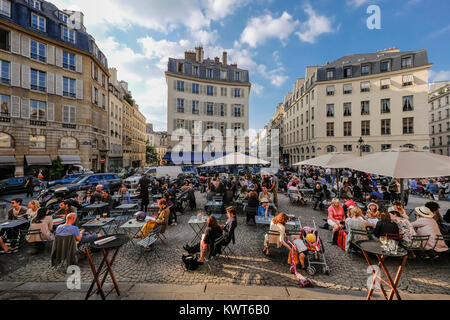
[50,173,122,194]
[0,176,42,195]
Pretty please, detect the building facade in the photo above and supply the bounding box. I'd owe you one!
[0,0,109,178]
[429,84,450,156]
[282,48,432,166]
[108,67,123,170]
[131,104,146,167]
[165,47,250,163]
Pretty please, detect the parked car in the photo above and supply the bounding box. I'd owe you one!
[48,173,84,187]
[0,177,42,195]
[50,173,122,194]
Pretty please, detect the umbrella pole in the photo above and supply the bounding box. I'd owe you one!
[400,178,405,206]
[336,169,341,198]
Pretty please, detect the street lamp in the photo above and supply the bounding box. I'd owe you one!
[357,137,365,157]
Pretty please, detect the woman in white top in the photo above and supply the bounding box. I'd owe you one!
[259,187,273,203]
[26,200,40,220]
[263,213,292,256]
[27,207,54,255]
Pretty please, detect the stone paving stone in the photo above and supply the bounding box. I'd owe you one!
[0,291,57,300]
[0,192,449,297]
[0,282,22,292]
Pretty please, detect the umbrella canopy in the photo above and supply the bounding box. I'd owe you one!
[328,148,450,179]
[199,152,270,168]
[293,153,358,168]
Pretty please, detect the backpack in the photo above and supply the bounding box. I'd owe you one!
[182,254,199,271]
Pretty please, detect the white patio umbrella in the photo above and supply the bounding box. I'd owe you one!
[293,153,358,168]
[199,152,270,167]
[327,148,450,204]
[328,148,450,179]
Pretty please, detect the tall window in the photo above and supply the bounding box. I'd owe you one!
[381,78,391,89]
[207,69,213,78]
[234,88,241,98]
[361,81,370,92]
[29,135,45,149]
[29,0,41,10]
[361,64,370,76]
[343,67,352,78]
[63,51,76,71]
[30,69,46,92]
[401,56,412,69]
[193,66,199,76]
[403,96,414,111]
[326,123,334,137]
[0,132,12,147]
[207,103,214,116]
[221,87,227,97]
[0,95,10,116]
[326,86,335,96]
[361,101,370,115]
[381,99,391,114]
[235,72,240,81]
[344,122,352,137]
[207,85,214,96]
[361,120,370,136]
[0,60,10,85]
[176,99,184,113]
[62,105,76,124]
[380,60,390,73]
[62,27,75,43]
[234,105,241,117]
[344,145,352,152]
[344,103,352,116]
[220,70,227,80]
[192,101,199,115]
[0,28,10,51]
[176,120,184,129]
[30,40,46,62]
[326,104,334,117]
[0,0,11,17]
[381,119,391,135]
[176,80,184,92]
[326,69,334,80]
[63,77,76,98]
[192,83,199,94]
[403,117,414,134]
[31,13,46,32]
[220,104,225,117]
[30,100,46,120]
[60,137,77,149]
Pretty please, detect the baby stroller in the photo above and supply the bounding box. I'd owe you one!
[298,220,330,276]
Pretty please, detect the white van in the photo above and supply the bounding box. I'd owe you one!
[155,166,183,179]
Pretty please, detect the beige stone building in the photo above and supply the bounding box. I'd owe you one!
[131,104,146,167]
[282,48,432,166]
[0,1,109,178]
[108,67,123,170]
[165,47,250,164]
[429,83,450,156]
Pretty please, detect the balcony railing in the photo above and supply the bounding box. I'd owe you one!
[63,123,77,129]
[30,120,47,127]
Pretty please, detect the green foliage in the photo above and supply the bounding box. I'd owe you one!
[50,156,65,180]
[146,145,158,165]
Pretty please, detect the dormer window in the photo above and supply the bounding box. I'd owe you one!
[62,26,76,43]
[31,13,46,32]
[59,12,69,24]
[177,62,184,73]
[401,56,412,69]
[207,68,213,78]
[343,67,352,78]
[380,60,390,73]
[361,64,370,76]
[326,69,334,81]
[235,71,240,81]
[0,0,11,17]
[29,0,41,10]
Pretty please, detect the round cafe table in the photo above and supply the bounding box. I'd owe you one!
[84,234,129,300]
[358,240,408,301]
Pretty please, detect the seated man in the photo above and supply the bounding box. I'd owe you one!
[8,199,27,220]
[258,200,272,217]
[91,185,104,203]
[100,191,114,215]
[53,200,77,219]
[55,213,102,244]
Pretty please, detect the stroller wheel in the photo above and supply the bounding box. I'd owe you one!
[307,266,316,276]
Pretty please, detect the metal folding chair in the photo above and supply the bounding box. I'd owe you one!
[136,235,159,265]
[204,235,226,272]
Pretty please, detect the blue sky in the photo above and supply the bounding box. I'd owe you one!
[52,0,450,132]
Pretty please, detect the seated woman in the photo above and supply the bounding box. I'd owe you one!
[328,199,345,241]
[345,207,371,252]
[263,213,292,256]
[289,182,307,205]
[84,190,93,205]
[246,191,259,225]
[27,207,54,255]
[118,185,131,205]
[236,185,248,202]
[366,203,380,227]
[412,206,448,259]
[373,210,400,239]
[258,200,272,217]
[135,198,170,239]
[258,187,273,203]
[26,200,40,220]
[389,209,417,253]
[197,216,223,264]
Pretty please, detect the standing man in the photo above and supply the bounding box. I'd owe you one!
[25,176,34,198]
[269,174,279,208]
[402,179,411,207]
[138,173,150,213]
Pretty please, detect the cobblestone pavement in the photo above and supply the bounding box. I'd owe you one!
[0,192,449,296]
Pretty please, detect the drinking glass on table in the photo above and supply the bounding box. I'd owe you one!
[380,236,388,252]
[96,215,100,223]
[103,213,107,222]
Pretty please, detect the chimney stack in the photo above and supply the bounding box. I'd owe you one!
[214,57,220,64]
[195,46,204,63]
[222,51,228,66]
[185,51,196,61]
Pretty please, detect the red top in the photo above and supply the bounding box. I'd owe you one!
[328,205,345,221]
[345,200,357,208]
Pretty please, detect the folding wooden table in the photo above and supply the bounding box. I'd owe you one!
[358,240,408,300]
[84,234,129,300]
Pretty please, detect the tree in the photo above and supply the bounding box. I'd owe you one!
[146,145,158,165]
[50,156,65,180]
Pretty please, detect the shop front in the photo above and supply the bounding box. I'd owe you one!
[0,155,16,180]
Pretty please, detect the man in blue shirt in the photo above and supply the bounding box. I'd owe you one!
[368,187,384,200]
[258,200,272,217]
[55,213,101,243]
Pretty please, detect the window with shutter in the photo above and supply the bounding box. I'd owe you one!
[21,35,30,57]
[76,80,83,99]
[47,72,54,94]
[55,74,62,95]
[21,64,30,89]
[47,102,54,121]
[11,62,20,87]
[11,96,20,118]
[47,45,55,65]
[11,31,20,54]
[21,98,29,119]
[76,55,82,73]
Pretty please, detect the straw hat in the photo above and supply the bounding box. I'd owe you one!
[415,206,434,219]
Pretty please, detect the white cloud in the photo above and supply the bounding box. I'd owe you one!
[257,65,288,87]
[252,83,264,95]
[240,12,299,47]
[295,5,335,44]
[346,0,372,7]
[429,70,450,82]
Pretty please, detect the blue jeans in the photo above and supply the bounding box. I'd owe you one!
[81,234,99,244]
